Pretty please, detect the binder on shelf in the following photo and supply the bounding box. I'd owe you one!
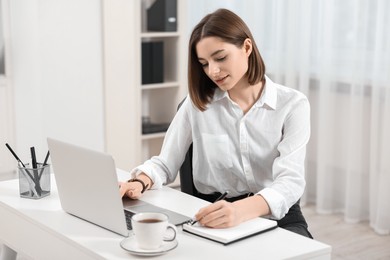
[142,41,164,84]
[142,122,170,134]
[147,0,177,32]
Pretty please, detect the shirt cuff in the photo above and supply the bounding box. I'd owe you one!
[258,187,289,220]
[129,164,164,190]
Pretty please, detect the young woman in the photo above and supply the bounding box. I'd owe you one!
[119,8,312,238]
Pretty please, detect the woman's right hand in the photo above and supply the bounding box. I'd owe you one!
[119,173,153,199]
[119,181,144,199]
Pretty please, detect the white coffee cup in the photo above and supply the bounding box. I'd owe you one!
[131,212,177,250]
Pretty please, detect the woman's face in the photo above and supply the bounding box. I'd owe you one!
[196,36,252,92]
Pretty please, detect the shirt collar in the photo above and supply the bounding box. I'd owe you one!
[212,75,277,110]
[213,87,228,102]
[255,75,277,110]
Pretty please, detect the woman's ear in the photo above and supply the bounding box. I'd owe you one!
[243,38,253,57]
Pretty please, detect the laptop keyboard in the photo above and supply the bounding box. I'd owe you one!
[124,210,135,230]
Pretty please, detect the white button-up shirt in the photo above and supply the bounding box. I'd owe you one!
[131,76,310,219]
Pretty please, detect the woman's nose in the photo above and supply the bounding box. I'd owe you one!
[209,64,220,75]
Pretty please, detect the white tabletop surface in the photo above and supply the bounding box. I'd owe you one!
[0,170,331,260]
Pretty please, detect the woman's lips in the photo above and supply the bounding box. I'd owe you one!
[215,75,228,84]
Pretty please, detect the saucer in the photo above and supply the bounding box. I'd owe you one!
[120,235,178,256]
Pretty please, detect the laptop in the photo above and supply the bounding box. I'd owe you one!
[47,137,192,237]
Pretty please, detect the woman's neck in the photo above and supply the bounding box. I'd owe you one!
[228,79,264,114]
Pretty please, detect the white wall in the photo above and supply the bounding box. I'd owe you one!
[9,0,105,165]
[0,0,14,177]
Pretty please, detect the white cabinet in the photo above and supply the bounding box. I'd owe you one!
[103,0,187,171]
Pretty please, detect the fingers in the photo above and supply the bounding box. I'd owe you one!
[126,189,142,199]
[195,201,236,228]
[118,182,126,197]
[119,181,143,199]
[195,202,222,221]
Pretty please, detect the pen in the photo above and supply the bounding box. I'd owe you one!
[5,143,27,168]
[43,150,50,165]
[18,162,39,197]
[38,150,50,180]
[30,146,42,196]
[5,143,35,181]
[5,143,40,196]
[191,191,229,226]
[30,146,38,169]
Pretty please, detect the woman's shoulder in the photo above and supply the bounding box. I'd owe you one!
[178,94,201,114]
[271,81,308,102]
[265,76,309,109]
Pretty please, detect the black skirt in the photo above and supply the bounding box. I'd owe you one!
[276,200,313,238]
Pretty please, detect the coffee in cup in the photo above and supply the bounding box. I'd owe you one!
[131,212,177,250]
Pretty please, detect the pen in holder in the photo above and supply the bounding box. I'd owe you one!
[18,163,51,199]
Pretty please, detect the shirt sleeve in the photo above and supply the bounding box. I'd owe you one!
[130,97,193,189]
[259,96,311,219]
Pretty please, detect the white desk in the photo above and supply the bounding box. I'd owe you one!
[0,171,331,259]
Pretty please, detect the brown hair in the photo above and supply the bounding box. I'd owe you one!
[188,8,266,111]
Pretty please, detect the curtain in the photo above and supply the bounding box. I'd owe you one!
[187,0,390,235]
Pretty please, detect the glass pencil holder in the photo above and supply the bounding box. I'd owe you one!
[18,163,51,199]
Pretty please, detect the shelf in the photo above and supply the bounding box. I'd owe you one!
[141,132,166,140]
[141,32,179,38]
[103,0,186,170]
[142,81,180,90]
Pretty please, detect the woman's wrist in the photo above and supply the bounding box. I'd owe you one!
[128,173,153,192]
[128,178,149,193]
[233,195,270,222]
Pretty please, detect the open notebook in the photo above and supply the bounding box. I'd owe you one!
[183,217,277,245]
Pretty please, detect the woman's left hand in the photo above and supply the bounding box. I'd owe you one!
[195,200,242,228]
[194,195,271,228]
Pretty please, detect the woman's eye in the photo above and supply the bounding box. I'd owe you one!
[201,63,208,67]
[216,56,226,62]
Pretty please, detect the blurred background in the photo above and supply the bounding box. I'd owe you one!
[0,0,389,258]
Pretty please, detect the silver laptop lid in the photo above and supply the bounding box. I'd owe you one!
[47,138,129,236]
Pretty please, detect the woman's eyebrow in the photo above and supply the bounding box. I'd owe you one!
[210,49,225,57]
[198,49,225,61]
